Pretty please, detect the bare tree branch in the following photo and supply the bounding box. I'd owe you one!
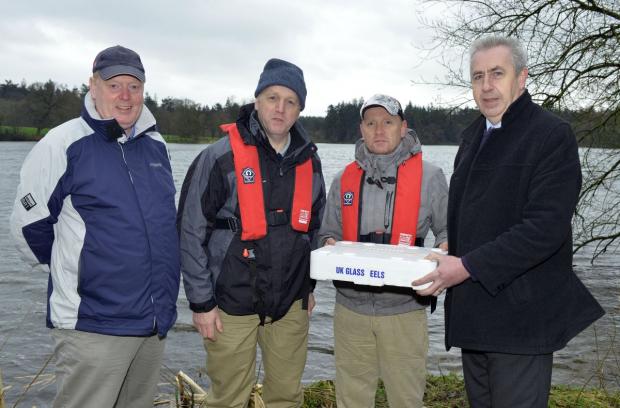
[417,0,620,260]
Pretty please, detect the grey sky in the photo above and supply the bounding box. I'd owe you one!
[0,0,467,116]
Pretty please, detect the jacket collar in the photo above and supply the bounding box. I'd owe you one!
[81,91,157,142]
[499,89,532,129]
[463,89,532,143]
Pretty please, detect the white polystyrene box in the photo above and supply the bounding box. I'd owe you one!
[310,241,443,290]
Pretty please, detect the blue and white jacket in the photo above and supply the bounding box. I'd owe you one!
[10,92,180,337]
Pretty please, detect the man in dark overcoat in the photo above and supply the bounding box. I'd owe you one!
[413,35,604,408]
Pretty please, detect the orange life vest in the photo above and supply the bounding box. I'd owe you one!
[340,153,423,246]
[221,123,313,241]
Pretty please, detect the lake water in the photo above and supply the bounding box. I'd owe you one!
[1,141,618,407]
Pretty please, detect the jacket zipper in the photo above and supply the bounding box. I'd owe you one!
[384,191,393,230]
[118,140,157,332]
[151,295,156,330]
[118,142,134,184]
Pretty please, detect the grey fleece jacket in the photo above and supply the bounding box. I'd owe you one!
[318,130,448,315]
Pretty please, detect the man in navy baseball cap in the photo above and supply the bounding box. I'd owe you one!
[89,45,148,135]
[11,43,180,408]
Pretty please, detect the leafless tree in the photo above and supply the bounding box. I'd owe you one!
[417,0,620,260]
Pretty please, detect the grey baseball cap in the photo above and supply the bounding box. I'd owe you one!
[360,94,404,120]
[92,45,145,82]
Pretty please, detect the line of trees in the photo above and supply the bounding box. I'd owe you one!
[2,79,615,147]
[0,79,241,142]
[0,79,475,144]
[316,99,480,145]
[0,80,83,136]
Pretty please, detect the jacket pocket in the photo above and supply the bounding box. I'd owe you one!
[507,273,533,306]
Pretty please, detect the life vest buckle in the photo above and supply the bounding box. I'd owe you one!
[266,209,289,226]
[227,217,241,233]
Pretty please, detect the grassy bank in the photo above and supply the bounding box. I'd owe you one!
[171,374,620,407]
[303,376,620,408]
[0,126,214,144]
[0,126,45,141]
[162,134,215,144]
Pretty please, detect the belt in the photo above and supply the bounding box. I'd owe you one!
[359,232,424,247]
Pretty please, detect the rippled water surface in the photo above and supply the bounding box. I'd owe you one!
[1,142,618,406]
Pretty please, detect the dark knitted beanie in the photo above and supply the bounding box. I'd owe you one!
[254,58,307,110]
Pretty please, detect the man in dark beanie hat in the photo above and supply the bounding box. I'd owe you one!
[178,58,325,407]
[10,45,180,408]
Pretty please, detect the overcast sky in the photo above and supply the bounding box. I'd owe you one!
[1,0,469,117]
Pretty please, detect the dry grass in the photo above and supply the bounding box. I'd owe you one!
[171,373,619,407]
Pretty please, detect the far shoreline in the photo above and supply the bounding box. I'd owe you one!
[0,130,215,145]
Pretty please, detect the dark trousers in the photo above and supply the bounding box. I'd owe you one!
[461,349,553,408]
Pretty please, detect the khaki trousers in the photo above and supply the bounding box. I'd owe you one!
[334,303,429,408]
[51,329,165,408]
[204,299,309,408]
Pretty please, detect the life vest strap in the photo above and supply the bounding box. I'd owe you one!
[214,217,242,233]
[214,209,313,233]
[340,153,423,246]
[222,122,314,240]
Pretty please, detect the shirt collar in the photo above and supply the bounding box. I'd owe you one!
[486,119,502,131]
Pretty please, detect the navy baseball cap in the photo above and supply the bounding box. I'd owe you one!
[92,45,145,82]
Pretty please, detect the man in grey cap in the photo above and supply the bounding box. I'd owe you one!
[10,45,180,408]
[177,58,326,407]
[318,94,448,407]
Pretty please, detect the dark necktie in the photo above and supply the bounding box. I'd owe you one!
[480,127,494,149]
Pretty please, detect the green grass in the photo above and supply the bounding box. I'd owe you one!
[0,125,42,136]
[0,126,46,141]
[297,376,466,408]
[0,126,217,144]
[548,385,620,408]
[422,373,469,407]
[300,380,336,407]
[161,134,216,144]
[295,376,620,408]
[173,375,619,407]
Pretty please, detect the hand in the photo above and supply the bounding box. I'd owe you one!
[324,238,336,246]
[192,308,223,341]
[308,293,316,317]
[412,253,470,297]
[438,241,449,251]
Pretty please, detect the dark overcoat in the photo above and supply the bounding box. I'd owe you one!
[444,91,604,354]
